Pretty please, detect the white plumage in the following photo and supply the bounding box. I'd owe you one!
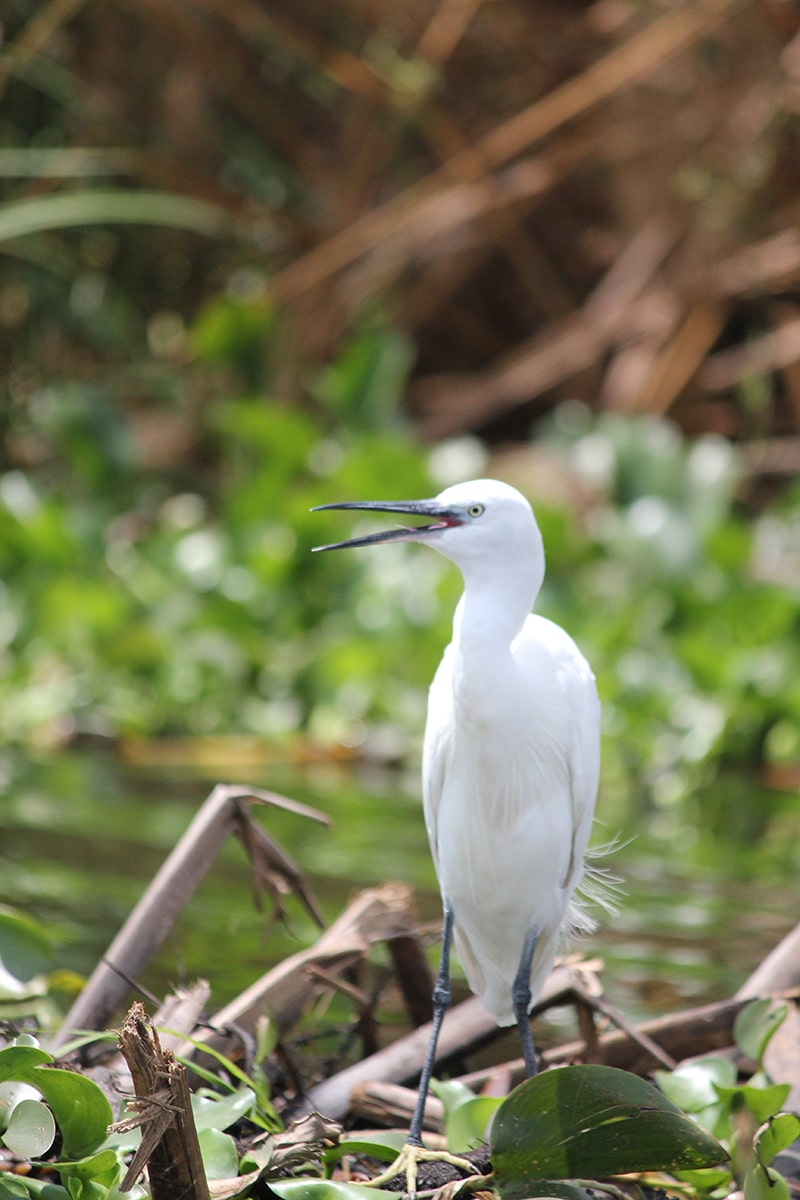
[314,476,603,1151]
[420,480,600,1023]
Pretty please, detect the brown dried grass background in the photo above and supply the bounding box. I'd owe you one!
[4,0,800,457]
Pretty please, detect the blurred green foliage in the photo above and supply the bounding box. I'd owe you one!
[3,289,800,846]
[541,407,800,838]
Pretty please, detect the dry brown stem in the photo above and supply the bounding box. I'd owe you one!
[117,1002,210,1200]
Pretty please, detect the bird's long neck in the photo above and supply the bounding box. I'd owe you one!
[451,556,543,662]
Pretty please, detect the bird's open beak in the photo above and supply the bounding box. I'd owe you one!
[311,498,463,552]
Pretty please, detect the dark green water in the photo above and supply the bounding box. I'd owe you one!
[2,749,798,1033]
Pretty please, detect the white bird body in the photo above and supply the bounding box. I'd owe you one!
[314,476,603,1123]
[424,607,599,1023]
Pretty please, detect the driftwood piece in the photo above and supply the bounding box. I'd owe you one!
[546,993,761,1075]
[307,995,495,1121]
[151,982,213,1054]
[183,883,421,1060]
[349,1080,445,1133]
[737,919,800,999]
[116,1002,210,1200]
[306,963,580,1121]
[341,990,765,1128]
[54,785,329,1048]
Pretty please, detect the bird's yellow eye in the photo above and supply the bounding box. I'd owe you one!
[468,504,484,518]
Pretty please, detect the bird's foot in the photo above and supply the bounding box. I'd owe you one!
[363,1140,479,1197]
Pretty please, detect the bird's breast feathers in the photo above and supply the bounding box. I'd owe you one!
[422,612,599,887]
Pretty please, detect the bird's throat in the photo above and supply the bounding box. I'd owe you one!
[452,568,539,660]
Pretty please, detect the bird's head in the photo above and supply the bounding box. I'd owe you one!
[312,477,544,585]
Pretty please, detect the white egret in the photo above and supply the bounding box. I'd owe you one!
[313,478,602,1186]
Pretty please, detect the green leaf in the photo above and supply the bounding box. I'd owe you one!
[0,908,52,993]
[18,1069,112,1160]
[744,1165,790,1200]
[735,1001,788,1065]
[268,1180,397,1200]
[0,1175,69,1200]
[198,1127,239,1180]
[516,1185,594,1200]
[0,1080,41,1131]
[325,1131,406,1169]
[715,1082,791,1125]
[756,1113,800,1167]
[655,1057,737,1112]
[0,1050,112,1160]
[490,1065,728,1198]
[429,1078,475,1117]
[0,1180,32,1200]
[673,1166,733,1191]
[192,1085,256,1132]
[0,191,230,245]
[0,1047,53,1078]
[58,1149,122,1200]
[446,1096,502,1153]
[429,1078,501,1152]
[2,1098,56,1157]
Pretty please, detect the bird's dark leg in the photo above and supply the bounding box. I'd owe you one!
[407,902,454,1145]
[512,927,539,1077]
[364,907,480,1192]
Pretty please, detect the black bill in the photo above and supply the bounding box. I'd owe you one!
[311,499,463,552]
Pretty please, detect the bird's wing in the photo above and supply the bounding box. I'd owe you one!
[515,614,600,896]
[564,645,601,894]
[421,647,454,879]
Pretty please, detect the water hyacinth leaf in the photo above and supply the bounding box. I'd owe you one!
[198,1127,239,1180]
[744,1165,790,1200]
[324,1131,405,1171]
[56,1147,122,1200]
[269,1180,397,1200]
[192,1085,256,1132]
[0,1180,33,1200]
[518,1184,595,1200]
[0,908,52,993]
[734,1001,788,1065]
[714,1081,791,1124]
[756,1113,800,1167]
[0,1080,41,1129]
[430,1077,501,1152]
[2,1099,56,1157]
[0,1057,112,1161]
[0,1047,52,1079]
[491,1065,728,1198]
[429,1078,475,1118]
[446,1096,503,1153]
[655,1057,737,1113]
[673,1166,733,1190]
[0,1180,69,1200]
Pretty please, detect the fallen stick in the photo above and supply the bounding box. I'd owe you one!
[54,784,329,1047]
[349,1080,445,1133]
[461,994,761,1090]
[183,883,422,1059]
[326,988,781,1126]
[736,919,800,999]
[306,964,579,1121]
